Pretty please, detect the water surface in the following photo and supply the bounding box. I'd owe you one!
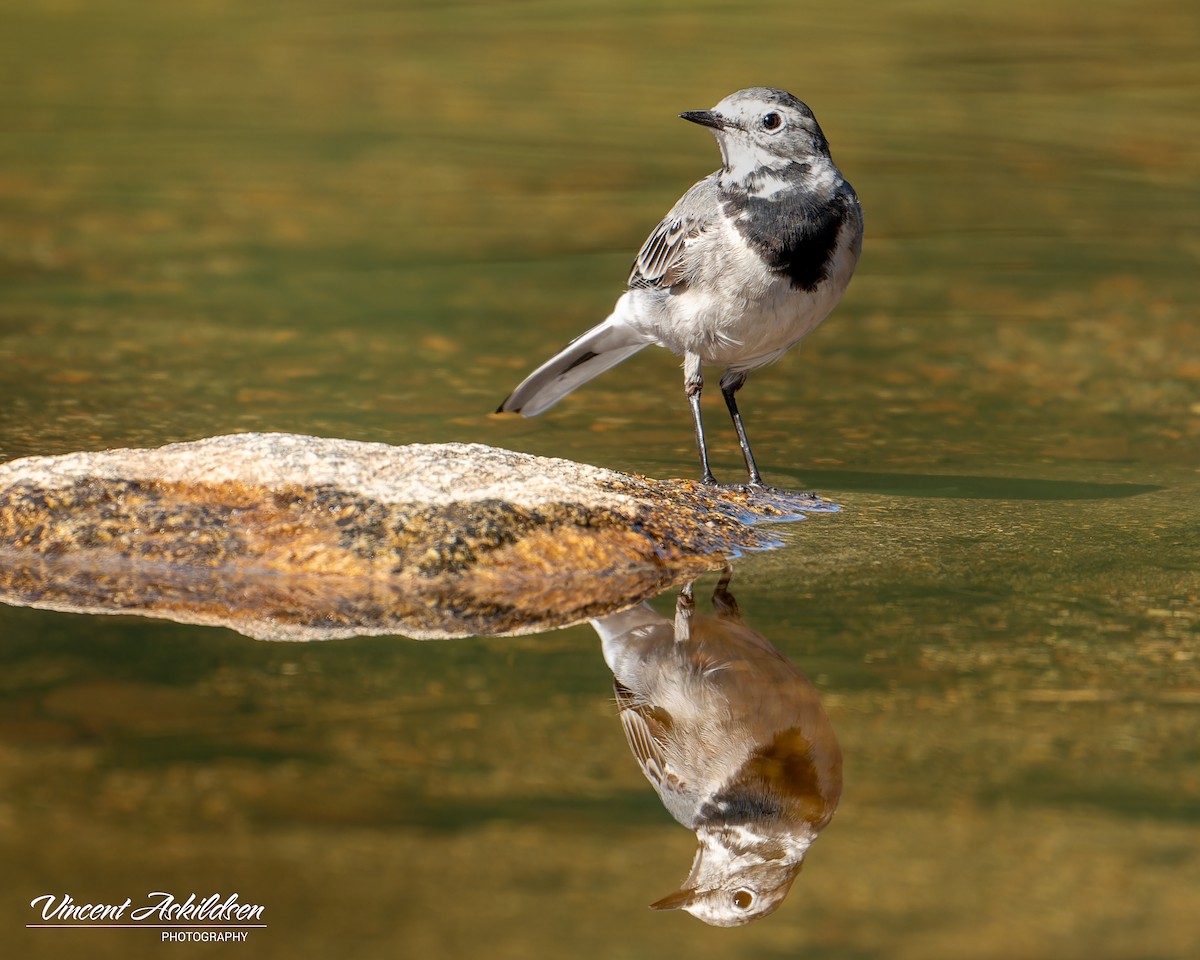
[1,1,1197,957]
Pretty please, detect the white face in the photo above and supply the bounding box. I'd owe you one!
[673,826,809,926]
[683,883,783,927]
[700,89,831,182]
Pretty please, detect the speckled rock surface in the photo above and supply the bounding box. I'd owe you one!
[0,433,835,640]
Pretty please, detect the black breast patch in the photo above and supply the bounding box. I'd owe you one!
[724,181,855,293]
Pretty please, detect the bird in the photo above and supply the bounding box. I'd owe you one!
[591,568,843,926]
[498,87,863,488]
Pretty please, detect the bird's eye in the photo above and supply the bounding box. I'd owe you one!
[761,112,783,132]
[732,890,754,910]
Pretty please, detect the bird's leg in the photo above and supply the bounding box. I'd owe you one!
[684,354,717,485]
[674,580,695,643]
[711,564,743,623]
[719,371,764,487]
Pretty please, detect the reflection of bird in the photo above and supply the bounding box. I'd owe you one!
[591,569,842,926]
[499,87,863,487]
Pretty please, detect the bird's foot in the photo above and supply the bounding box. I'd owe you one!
[683,475,839,515]
[711,481,842,516]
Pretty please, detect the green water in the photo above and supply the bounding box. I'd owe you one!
[1,1,1197,957]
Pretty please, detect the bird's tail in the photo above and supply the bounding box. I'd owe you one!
[497,313,650,416]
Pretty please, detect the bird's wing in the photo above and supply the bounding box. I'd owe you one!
[613,679,681,792]
[628,176,719,289]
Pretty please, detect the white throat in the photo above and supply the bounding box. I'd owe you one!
[716,134,789,183]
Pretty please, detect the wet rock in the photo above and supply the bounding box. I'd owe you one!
[0,433,835,640]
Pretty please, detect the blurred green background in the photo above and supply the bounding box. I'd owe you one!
[1,1,1198,957]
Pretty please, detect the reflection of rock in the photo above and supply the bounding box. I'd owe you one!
[593,571,842,926]
[0,433,835,640]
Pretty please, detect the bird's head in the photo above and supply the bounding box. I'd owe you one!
[649,824,812,927]
[680,87,831,184]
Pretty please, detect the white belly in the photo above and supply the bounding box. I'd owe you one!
[620,214,860,372]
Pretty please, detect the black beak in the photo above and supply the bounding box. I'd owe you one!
[679,110,726,131]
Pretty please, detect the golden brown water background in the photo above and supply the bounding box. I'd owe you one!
[1,1,1198,957]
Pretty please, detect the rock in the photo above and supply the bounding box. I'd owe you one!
[0,433,835,640]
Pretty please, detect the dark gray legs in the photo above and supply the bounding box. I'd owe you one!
[684,355,764,487]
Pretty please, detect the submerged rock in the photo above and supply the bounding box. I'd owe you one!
[0,433,835,640]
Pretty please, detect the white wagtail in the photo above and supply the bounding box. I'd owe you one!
[498,87,863,487]
[592,569,842,925]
